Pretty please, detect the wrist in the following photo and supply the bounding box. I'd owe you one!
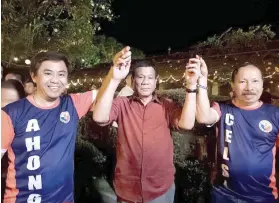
[186,84,197,89]
[110,78,122,85]
[198,77,208,86]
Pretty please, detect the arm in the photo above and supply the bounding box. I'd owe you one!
[178,89,197,130]
[93,46,131,123]
[70,89,98,119]
[195,58,220,125]
[93,71,121,123]
[178,57,207,130]
[1,110,15,159]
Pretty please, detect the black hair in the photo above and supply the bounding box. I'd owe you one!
[131,60,157,78]
[231,62,262,82]
[30,51,71,76]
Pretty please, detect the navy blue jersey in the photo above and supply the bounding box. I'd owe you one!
[212,101,279,202]
[1,92,94,203]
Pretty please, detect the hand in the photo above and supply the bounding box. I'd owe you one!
[199,56,208,78]
[111,46,132,81]
[185,56,202,86]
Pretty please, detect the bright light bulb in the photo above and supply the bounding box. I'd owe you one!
[25,59,31,65]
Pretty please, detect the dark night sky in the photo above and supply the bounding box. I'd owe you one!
[100,0,279,55]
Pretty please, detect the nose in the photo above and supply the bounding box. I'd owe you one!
[245,81,254,91]
[141,77,150,85]
[50,74,59,83]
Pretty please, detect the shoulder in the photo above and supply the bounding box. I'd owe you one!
[2,98,30,124]
[261,103,279,116]
[113,96,131,106]
[2,98,28,113]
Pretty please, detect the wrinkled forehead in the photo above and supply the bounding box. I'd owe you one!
[236,65,263,80]
[134,66,156,76]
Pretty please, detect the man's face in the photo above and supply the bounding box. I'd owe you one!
[31,60,68,101]
[24,82,36,95]
[132,66,157,98]
[1,88,19,107]
[232,65,263,106]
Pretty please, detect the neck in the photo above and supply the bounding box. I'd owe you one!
[233,98,260,109]
[33,92,59,108]
[140,95,153,106]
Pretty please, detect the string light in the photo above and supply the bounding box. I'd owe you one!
[63,49,279,89]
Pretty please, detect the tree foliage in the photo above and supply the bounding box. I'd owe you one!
[192,25,276,54]
[94,36,145,63]
[1,0,144,68]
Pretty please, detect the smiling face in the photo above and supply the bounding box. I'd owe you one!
[232,65,263,106]
[132,66,157,98]
[31,60,68,101]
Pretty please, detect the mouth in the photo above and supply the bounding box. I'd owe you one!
[48,86,60,91]
[242,92,256,96]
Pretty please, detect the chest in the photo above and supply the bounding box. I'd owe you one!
[218,107,279,154]
[120,102,169,128]
[11,105,79,154]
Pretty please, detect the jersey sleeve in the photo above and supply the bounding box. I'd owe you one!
[1,110,15,152]
[211,102,222,118]
[206,102,222,127]
[70,90,97,119]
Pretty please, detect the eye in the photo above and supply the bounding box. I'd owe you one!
[59,73,65,77]
[253,79,259,83]
[44,72,51,76]
[239,80,245,84]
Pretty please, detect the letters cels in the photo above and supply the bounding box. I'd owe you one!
[25,119,42,203]
[221,113,234,186]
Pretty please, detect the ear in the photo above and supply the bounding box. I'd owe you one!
[30,72,36,84]
[230,82,234,91]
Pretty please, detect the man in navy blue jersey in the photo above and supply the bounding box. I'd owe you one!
[1,51,99,203]
[186,57,279,203]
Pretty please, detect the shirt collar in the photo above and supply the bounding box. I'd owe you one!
[129,92,162,104]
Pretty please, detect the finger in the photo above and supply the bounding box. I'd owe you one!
[115,58,126,66]
[189,58,201,64]
[123,56,131,64]
[120,46,131,56]
[123,46,130,52]
[186,64,199,69]
[125,62,131,71]
[186,68,199,74]
[121,51,132,59]
[200,57,206,67]
[196,55,201,59]
[114,46,130,60]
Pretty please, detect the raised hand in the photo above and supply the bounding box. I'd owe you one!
[112,46,132,81]
[185,55,202,86]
